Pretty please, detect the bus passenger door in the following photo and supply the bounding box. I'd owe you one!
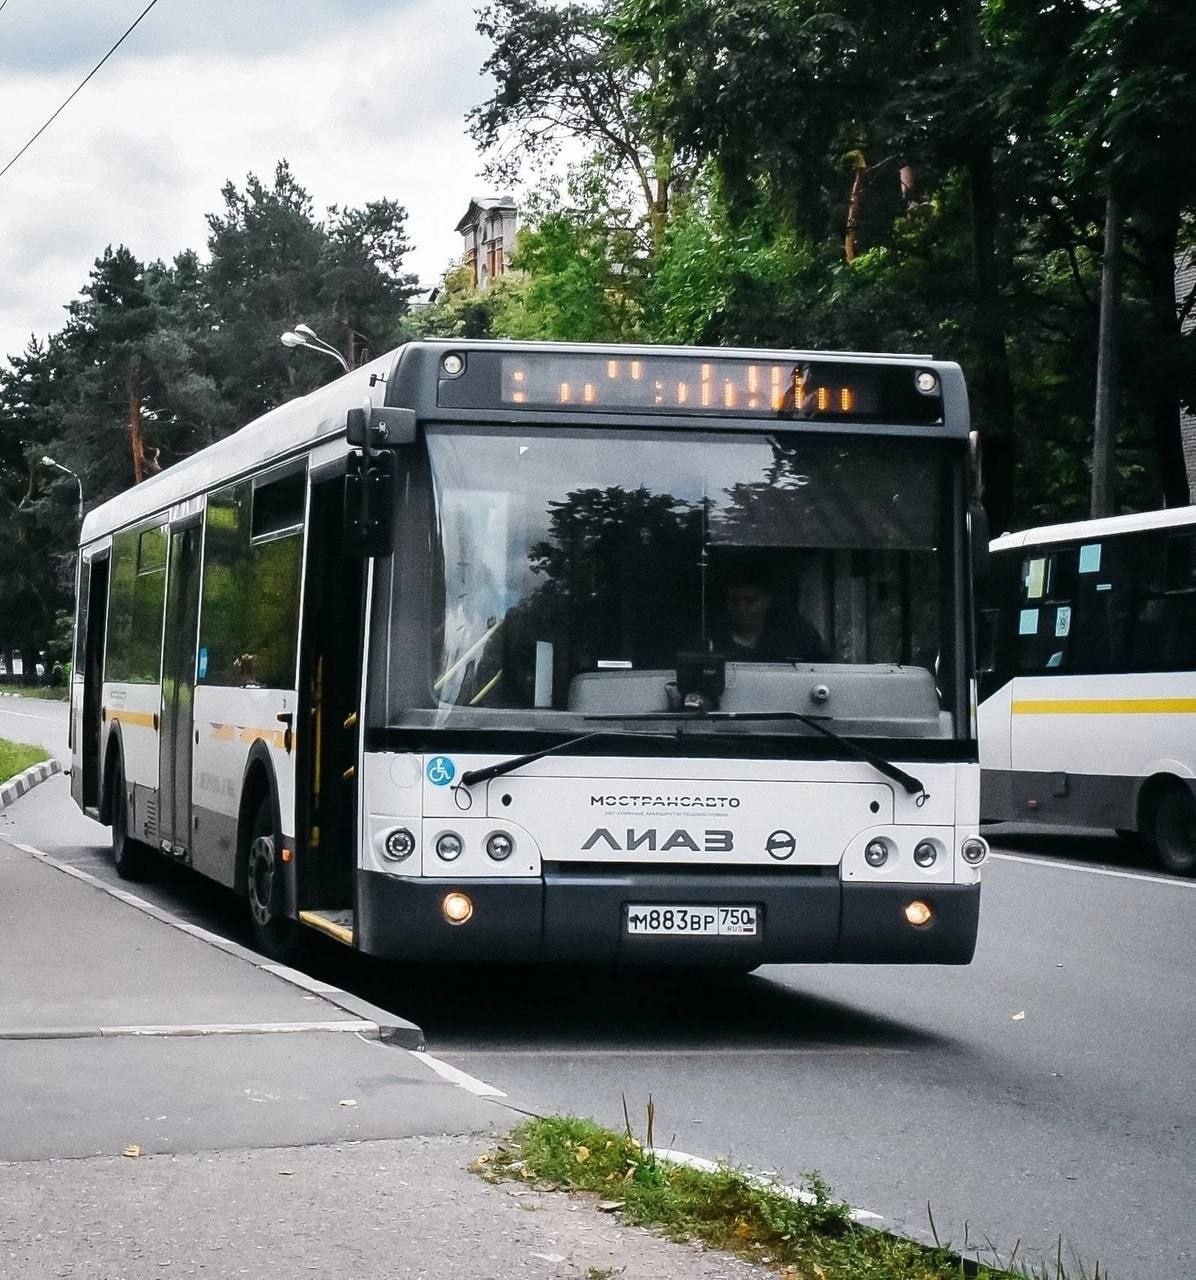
[73,551,110,817]
[158,520,202,856]
[297,474,365,915]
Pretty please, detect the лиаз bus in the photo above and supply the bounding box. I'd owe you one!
[69,339,989,966]
[978,507,1196,874]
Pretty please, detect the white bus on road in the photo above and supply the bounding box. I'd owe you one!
[70,339,989,966]
[978,507,1196,874]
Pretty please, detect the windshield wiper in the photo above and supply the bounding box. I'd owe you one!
[458,729,674,789]
[584,710,926,800]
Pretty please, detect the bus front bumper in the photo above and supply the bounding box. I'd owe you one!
[355,869,980,965]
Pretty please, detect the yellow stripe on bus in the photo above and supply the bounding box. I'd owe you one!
[106,709,156,728]
[1012,698,1196,716]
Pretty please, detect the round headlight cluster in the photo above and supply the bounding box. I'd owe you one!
[486,831,515,862]
[960,836,989,865]
[435,831,463,862]
[379,827,415,862]
[913,840,938,868]
[864,838,890,867]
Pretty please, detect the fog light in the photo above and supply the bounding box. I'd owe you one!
[961,836,989,865]
[486,831,514,861]
[915,370,939,394]
[435,832,463,862]
[442,353,464,376]
[442,892,473,925]
[904,900,933,927]
[913,840,938,868]
[864,839,889,867]
[380,827,415,862]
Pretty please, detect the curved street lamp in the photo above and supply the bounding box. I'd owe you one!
[41,454,83,522]
[280,323,351,374]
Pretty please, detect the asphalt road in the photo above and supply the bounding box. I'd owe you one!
[4,698,1192,1280]
[0,694,69,763]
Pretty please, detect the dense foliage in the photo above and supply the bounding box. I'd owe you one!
[425,0,1195,535]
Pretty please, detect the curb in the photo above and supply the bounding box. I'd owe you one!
[0,757,62,810]
[8,839,426,1051]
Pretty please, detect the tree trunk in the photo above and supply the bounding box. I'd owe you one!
[960,0,1016,534]
[1090,188,1121,518]
[1138,212,1189,507]
[127,365,146,485]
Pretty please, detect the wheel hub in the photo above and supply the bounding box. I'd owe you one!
[248,835,275,927]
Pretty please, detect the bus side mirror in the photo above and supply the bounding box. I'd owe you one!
[969,502,991,583]
[344,450,396,557]
[346,405,416,448]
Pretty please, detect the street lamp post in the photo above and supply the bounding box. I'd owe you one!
[41,455,83,522]
[280,323,351,374]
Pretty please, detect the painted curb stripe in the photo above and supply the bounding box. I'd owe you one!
[0,758,61,809]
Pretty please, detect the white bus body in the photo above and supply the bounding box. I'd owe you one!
[70,340,988,965]
[978,507,1196,873]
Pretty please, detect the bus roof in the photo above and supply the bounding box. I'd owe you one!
[79,339,967,545]
[991,504,1196,552]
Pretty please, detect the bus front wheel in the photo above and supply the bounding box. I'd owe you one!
[110,757,152,881]
[1152,787,1196,877]
[246,797,303,962]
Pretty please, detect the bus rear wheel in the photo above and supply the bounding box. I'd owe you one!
[110,757,152,881]
[1152,787,1196,877]
[246,797,303,962]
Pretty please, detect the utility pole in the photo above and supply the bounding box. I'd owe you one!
[1090,187,1122,518]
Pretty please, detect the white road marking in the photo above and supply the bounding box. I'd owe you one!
[991,850,1196,888]
[438,1047,910,1057]
[408,1049,508,1098]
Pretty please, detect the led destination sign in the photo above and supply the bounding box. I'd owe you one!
[435,350,945,424]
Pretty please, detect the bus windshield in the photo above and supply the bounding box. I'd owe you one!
[371,426,963,738]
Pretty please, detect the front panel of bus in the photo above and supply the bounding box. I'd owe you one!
[354,345,987,964]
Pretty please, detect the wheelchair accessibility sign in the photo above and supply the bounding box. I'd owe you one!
[426,755,456,787]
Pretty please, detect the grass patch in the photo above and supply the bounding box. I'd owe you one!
[0,684,69,701]
[0,738,49,784]
[473,1112,1106,1280]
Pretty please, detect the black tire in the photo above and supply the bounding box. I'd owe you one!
[1152,787,1196,877]
[246,796,303,962]
[110,757,153,881]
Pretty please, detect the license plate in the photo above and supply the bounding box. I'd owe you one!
[624,905,758,937]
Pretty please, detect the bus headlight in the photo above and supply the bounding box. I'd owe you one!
[485,831,515,862]
[913,840,938,868]
[961,837,989,865]
[864,839,890,867]
[379,827,415,862]
[435,832,464,862]
[442,892,473,924]
[904,900,934,927]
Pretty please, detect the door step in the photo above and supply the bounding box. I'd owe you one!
[298,909,354,947]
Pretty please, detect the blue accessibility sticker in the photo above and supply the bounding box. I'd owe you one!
[426,755,456,787]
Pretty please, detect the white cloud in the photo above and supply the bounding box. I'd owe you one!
[0,0,494,361]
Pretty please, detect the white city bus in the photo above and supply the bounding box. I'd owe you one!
[70,339,989,965]
[978,507,1196,874]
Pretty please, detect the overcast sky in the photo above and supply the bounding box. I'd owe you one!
[0,0,495,362]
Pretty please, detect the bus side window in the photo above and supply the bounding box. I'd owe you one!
[1016,548,1075,673]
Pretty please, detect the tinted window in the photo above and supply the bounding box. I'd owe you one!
[199,475,304,688]
[106,526,166,683]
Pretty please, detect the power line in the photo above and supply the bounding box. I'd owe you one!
[0,1,10,15]
[0,0,162,182]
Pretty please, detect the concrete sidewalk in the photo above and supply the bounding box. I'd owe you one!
[0,837,771,1279]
